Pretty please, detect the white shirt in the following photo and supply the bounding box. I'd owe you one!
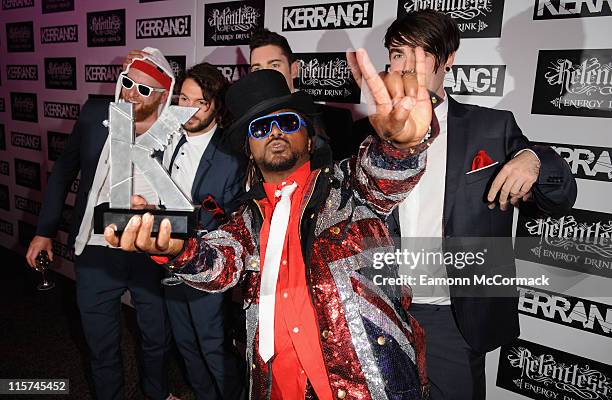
[82,134,160,248]
[163,125,216,201]
[398,95,451,305]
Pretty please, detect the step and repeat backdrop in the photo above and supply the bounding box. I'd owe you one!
[1,0,611,398]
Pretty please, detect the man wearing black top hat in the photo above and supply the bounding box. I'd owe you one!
[106,48,438,399]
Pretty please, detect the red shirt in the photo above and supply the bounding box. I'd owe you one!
[259,161,333,400]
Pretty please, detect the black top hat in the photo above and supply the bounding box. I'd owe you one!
[225,69,316,152]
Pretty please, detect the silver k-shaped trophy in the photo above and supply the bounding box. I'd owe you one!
[93,102,199,239]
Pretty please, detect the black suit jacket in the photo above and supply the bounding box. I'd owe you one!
[37,99,111,248]
[387,94,577,352]
[177,127,246,231]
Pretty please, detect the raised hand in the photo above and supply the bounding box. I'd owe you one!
[104,214,185,256]
[348,47,433,149]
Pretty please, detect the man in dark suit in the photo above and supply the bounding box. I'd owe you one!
[26,48,178,400]
[159,63,245,400]
[376,11,577,400]
[249,29,355,160]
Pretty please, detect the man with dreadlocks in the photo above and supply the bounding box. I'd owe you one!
[106,48,437,400]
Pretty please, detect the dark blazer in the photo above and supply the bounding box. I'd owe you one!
[37,98,111,247]
[386,94,577,353]
[173,127,246,231]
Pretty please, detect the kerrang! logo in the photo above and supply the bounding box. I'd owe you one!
[48,62,73,79]
[85,65,122,82]
[298,58,352,87]
[282,1,372,30]
[44,102,80,120]
[2,0,34,9]
[91,15,122,34]
[546,57,612,96]
[41,25,78,43]
[507,347,611,398]
[403,0,492,18]
[208,6,260,33]
[525,215,612,258]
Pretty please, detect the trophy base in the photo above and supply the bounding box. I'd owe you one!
[93,203,199,239]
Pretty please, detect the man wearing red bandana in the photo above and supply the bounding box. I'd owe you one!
[27,48,179,400]
[106,48,438,399]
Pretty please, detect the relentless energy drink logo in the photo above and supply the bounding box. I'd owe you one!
[0,184,9,211]
[532,49,612,118]
[516,208,612,279]
[45,57,77,90]
[11,131,41,151]
[11,92,38,123]
[15,158,41,190]
[166,56,187,80]
[43,101,80,120]
[41,24,78,44]
[282,1,373,31]
[497,339,612,400]
[444,65,506,96]
[87,9,126,47]
[397,0,505,38]
[294,52,361,103]
[42,0,74,13]
[534,0,612,19]
[517,286,612,337]
[0,161,8,176]
[15,195,41,216]
[136,15,191,38]
[6,21,35,52]
[7,65,38,81]
[204,0,264,46]
[48,131,68,161]
[2,0,33,10]
[533,141,612,183]
[85,64,122,83]
[215,64,249,83]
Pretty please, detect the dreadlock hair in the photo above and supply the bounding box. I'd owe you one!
[179,62,232,128]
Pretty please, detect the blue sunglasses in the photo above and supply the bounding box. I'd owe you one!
[248,112,307,140]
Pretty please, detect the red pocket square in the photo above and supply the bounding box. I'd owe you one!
[471,150,495,171]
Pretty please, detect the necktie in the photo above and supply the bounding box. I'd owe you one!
[168,134,188,172]
[258,181,298,363]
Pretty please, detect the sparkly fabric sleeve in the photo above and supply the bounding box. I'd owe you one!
[352,117,439,216]
[171,208,256,293]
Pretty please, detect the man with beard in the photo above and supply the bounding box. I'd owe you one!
[105,47,437,400]
[26,48,178,400]
[158,63,245,400]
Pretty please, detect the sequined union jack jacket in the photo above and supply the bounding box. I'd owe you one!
[171,132,437,400]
